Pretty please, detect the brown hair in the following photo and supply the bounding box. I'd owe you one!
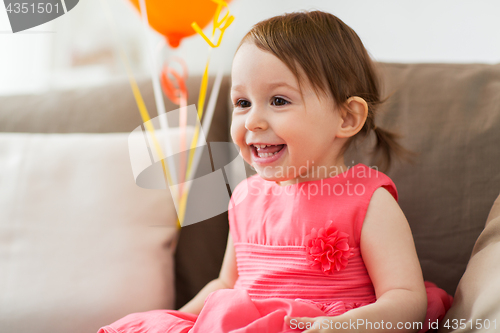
[236,10,416,173]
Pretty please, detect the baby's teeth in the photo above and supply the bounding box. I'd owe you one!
[258,151,279,158]
[254,144,274,149]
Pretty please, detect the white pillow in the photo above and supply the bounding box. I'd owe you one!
[0,132,178,333]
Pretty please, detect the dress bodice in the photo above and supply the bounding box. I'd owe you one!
[227,163,398,314]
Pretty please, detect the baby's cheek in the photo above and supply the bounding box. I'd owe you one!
[240,149,253,167]
[230,119,246,144]
[228,127,247,161]
[229,122,240,144]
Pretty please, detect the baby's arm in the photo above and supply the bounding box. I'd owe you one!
[178,233,238,315]
[288,187,427,332]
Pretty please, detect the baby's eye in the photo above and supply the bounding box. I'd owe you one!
[271,97,289,106]
[234,99,251,108]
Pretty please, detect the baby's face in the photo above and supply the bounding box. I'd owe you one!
[230,42,346,185]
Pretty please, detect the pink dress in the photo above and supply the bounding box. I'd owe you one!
[98,163,453,333]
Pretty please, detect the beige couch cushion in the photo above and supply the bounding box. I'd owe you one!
[0,132,178,333]
[438,193,500,332]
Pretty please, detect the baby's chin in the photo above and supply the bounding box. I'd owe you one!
[253,168,291,184]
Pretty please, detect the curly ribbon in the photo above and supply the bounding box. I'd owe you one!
[191,0,234,48]
[175,0,234,226]
[160,58,189,196]
[160,57,188,105]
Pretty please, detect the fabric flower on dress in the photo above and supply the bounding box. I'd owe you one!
[304,220,351,275]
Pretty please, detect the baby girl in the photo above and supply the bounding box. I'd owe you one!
[98,10,453,333]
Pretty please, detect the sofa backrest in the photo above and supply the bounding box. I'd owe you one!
[0,74,231,142]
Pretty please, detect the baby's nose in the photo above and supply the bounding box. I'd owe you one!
[245,109,268,131]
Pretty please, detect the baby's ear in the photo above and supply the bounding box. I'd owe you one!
[337,96,368,138]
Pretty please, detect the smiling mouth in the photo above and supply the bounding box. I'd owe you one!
[251,144,286,158]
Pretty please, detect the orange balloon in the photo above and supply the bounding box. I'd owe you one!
[129,0,230,48]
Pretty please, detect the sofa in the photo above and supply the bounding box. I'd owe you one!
[0,62,499,333]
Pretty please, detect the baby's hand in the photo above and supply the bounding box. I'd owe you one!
[285,315,343,333]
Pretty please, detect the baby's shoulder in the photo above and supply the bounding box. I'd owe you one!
[352,164,398,203]
[348,164,399,244]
